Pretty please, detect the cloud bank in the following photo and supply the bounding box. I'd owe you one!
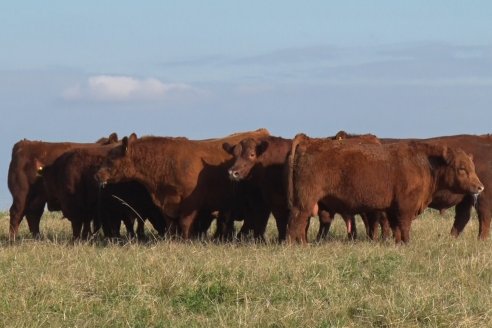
[63,75,194,102]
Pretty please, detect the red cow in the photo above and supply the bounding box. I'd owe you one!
[287,134,484,243]
[95,129,271,240]
[7,133,118,240]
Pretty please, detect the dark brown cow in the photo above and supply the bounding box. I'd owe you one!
[7,133,118,240]
[95,129,271,239]
[287,134,484,243]
[38,141,168,240]
[223,133,381,241]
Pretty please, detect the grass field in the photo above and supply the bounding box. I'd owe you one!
[1,210,491,327]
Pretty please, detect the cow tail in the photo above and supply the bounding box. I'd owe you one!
[287,133,306,210]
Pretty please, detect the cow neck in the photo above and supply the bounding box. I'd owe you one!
[427,156,453,198]
[260,137,292,167]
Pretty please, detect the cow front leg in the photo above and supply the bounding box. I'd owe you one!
[450,195,473,237]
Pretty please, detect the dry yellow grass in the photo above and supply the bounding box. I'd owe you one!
[0,209,491,327]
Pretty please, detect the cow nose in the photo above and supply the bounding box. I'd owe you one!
[228,169,240,180]
[477,185,485,193]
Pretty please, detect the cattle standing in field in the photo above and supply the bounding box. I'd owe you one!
[371,134,492,240]
[287,134,484,243]
[38,141,167,240]
[95,129,271,240]
[7,133,118,240]
[223,133,381,241]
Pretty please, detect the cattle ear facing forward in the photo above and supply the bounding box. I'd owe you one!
[256,140,269,156]
[122,137,129,154]
[222,142,235,155]
[121,133,138,154]
[108,132,118,143]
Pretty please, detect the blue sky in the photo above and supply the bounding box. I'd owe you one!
[1,1,492,209]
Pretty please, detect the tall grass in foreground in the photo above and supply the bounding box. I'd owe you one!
[0,210,491,327]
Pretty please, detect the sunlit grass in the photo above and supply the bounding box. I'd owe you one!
[0,209,491,327]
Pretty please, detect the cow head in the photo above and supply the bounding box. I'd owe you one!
[437,146,484,195]
[95,133,138,188]
[417,141,484,196]
[96,132,119,145]
[223,138,268,181]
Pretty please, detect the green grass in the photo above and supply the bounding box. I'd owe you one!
[1,210,491,327]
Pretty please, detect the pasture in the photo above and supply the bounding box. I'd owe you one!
[1,210,491,327]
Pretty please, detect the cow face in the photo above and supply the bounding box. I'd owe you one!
[95,133,137,188]
[442,148,484,195]
[223,138,268,181]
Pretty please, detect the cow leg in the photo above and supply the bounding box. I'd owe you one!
[81,220,92,240]
[122,217,136,238]
[379,213,391,240]
[287,208,311,244]
[179,210,198,240]
[399,218,412,244]
[236,219,251,240]
[360,213,370,238]
[272,208,288,242]
[25,207,44,239]
[136,218,146,239]
[364,212,379,240]
[252,208,270,242]
[9,193,28,240]
[71,220,83,240]
[476,196,492,240]
[450,195,473,237]
[316,210,332,241]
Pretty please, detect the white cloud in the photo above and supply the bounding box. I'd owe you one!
[63,75,194,102]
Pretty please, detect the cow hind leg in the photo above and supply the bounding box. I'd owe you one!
[287,208,311,244]
[9,195,28,240]
[316,210,332,241]
[179,210,198,240]
[26,210,44,239]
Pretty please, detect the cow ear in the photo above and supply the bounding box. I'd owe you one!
[108,132,118,143]
[256,141,269,156]
[34,158,44,176]
[122,136,130,154]
[222,142,235,154]
[335,130,348,140]
[441,145,454,165]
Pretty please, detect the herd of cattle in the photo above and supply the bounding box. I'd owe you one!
[6,128,491,244]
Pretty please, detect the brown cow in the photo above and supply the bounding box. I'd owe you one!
[287,134,484,244]
[223,133,381,241]
[95,129,271,240]
[7,133,118,240]
[38,140,168,240]
[373,134,492,240]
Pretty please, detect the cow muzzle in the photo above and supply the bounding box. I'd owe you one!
[228,169,241,181]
